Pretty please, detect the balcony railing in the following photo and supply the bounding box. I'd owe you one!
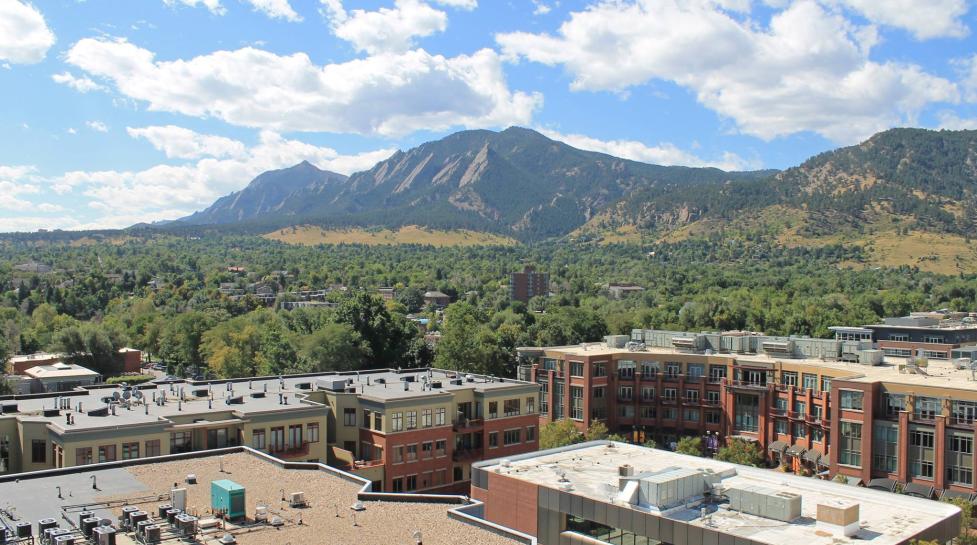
[788,411,805,420]
[702,398,721,406]
[452,418,484,432]
[350,458,384,470]
[771,407,787,417]
[708,376,726,384]
[726,380,768,390]
[269,441,310,458]
[452,448,482,461]
[663,374,681,382]
[682,397,700,405]
[661,398,677,405]
[951,417,976,427]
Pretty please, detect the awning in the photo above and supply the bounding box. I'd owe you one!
[768,440,788,452]
[904,482,935,499]
[786,444,807,457]
[845,476,863,486]
[867,478,898,493]
[940,489,977,504]
[803,449,823,465]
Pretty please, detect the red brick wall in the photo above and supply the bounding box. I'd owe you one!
[474,471,539,536]
[118,350,142,373]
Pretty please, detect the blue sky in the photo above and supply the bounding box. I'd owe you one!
[1,0,977,231]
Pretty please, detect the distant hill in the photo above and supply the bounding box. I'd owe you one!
[177,127,771,239]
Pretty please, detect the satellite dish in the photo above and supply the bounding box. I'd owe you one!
[122,390,131,400]
[112,392,121,401]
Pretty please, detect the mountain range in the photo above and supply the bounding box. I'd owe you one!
[176,127,977,253]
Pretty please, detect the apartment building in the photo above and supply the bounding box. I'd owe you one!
[471,441,960,545]
[0,368,539,495]
[509,265,549,303]
[861,312,977,360]
[519,327,977,502]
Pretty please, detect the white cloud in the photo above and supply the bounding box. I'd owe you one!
[531,0,551,16]
[833,0,969,40]
[127,125,247,159]
[431,0,476,9]
[0,165,38,180]
[244,0,302,21]
[66,37,541,136]
[322,0,447,54]
[67,127,77,135]
[86,120,109,132]
[497,0,958,143]
[935,111,977,130]
[0,216,82,233]
[162,0,226,15]
[45,129,396,229]
[0,0,56,64]
[52,71,105,93]
[539,128,760,171]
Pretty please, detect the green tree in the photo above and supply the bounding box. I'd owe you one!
[434,302,489,373]
[396,287,426,313]
[335,292,412,367]
[584,420,610,441]
[54,322,128,376]
[941,497,974,545]
[539,419,583,450]
[716,438,765,467]
[676,436,703,457]
[300,323,371,372]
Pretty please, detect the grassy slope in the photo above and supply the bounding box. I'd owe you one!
[263,225,519,247]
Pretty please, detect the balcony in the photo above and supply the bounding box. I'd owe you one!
[726,380,768,390]
[771,407,787,417]
[788,411,806,421]
[702,398,721,407]
[269,441,310,458]
[350,458,384,470]
[682,397,700,406]
[806,414,823,425]
[663,374,681,383]
[708,376,726,384]
[452,448,483,462]
[950,417,976,427]
[452,418,484,432]
[661,398,677,405]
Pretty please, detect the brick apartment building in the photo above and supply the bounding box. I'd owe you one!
[519,325,977,501]
[509,265,549,303]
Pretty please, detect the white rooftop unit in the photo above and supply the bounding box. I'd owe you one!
[725,484,802,522]
[618,467,706,511]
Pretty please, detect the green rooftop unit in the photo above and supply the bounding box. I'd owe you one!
[211,479,246,520]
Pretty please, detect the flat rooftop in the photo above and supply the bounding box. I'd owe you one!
[0,451,521,545]
[528,343,977,392]
[478,442,959,545]
[0,368,535,432]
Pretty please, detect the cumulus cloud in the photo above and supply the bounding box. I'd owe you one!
[86,120,109,132]
[52,71,104,93]
[45,129,396,228]
[244,0,302,21]
[65,37,541,136]
[539,128,760,171]
[834,0,969,40]
[322,0,448,54]
[497,0,958,143]
[127,125,247,159]
[0,0,56,64]
[431,0,477,9]
[162,0,226,15]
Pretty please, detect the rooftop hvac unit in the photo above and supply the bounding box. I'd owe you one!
[43,527,63,544]
[120,506,139,528]
[82,517,100,537]
[78,511,95,527]
[165,509,181,524]
[144,525,161,544]
[176,515,197,536]
[16,522,32,538]
[53,535,74,545]
[211,480,246,520]
[38,518,57,535]
[136,520,152,538]
[289,492,307,508]
[157,504,172,518]
[725,485,801,522]
[129,511,148,530]
[219,533,237,544]
[255,505,269,522]
[171,487,188,511]
[93,526,116,545]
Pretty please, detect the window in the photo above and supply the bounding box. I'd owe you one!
[288,425,303,448]
[952,401,977,424]
[526,426,536,442]
[884,394,906,418]
[122,442,139,460]
[594,386,606,399]
[488,402,498,419]
[435,407,446,426]
[619,386,633,401]
[709,365,726,383]
[661,407,676,420]
[592,406,607,419]
[504,398,521,417]
[344,408,356,426]
[76,447,93,466]
[775,398,788,413]
[570,387,584,420]
[422,441,433,459]
[526,397,535,414]
[914,396,940,420]
[252,429,266,450]
[641,387,655,402]
[170,431,193,454]
[873,424,898,473]
[392,412,404,432]
[619,405,634,418]
[570,362,584,377]
[270,427,285,451]
[793,423,807,438]
[840,390,863,410]
[538,379,549,413]
[889,333,910,342]
[705,390,720,405]
[542,358,558,370]
[393,445,404,463]
[734,394,759,432]
[640,361,659,378]
[923,335,945,344]
[422,409,433,428]
[406,411,418,429]
[488,431,499,448]
[435,439,447,457]
[593,363,606,377]
[685,389,699,403]
[909,429,935,479]
[363,409,372,428]
[31,440,46,464]
[947,433,974,485]
[392,478,404,492]
[663,388,677,401]
[145,440,160,458]
[802,373,818,391]
[705,410,721,424]
[781,371,797,387]
[406,444,418,461]
[98,445,116,464]
[618,360,636,379]
[687,364,704,381]
[839,422,862,467]
[775,420,788,435]
[640,406,657,419]
[821,377,832,392]
[373,414,383,432]
[406,475,417,491]
[924,350,948,359]
[307,423,320,443]
[684,409,699,422]
[554,381,564,419]
[793,401,806,416]
[811,428,824,443]
[665,363,681,379]
[503,429,521,446]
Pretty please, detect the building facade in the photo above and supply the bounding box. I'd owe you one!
[519,327,977,501]
[508,265,549,303]
[0,368,540,495]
